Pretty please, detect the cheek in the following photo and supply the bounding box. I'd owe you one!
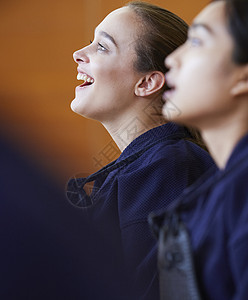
[179,54,231,100]
[169,60,212,116]
[176,62,235,120]
[95,64,136,97]
[182,57,210,84]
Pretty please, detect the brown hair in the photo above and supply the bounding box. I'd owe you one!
[126,1,187,85]
[126,1,207,149]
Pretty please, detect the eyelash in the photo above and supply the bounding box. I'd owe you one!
[89,40,107,52]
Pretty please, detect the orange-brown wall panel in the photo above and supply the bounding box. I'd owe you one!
[0,0,209,188]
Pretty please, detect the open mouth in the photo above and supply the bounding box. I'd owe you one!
[77,73,94,87]
[165,84,175,92]
[162,83,175,102]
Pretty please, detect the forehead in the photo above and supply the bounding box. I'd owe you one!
[95,7,140,45]
[193,1,227,35]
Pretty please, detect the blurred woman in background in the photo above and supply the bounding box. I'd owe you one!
[154,0,248,298]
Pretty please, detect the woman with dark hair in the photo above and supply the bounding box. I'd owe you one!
[66,1,215,298]
[153,0,248,299]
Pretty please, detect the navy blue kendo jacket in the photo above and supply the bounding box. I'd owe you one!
[67,122,215,299]
[157,133,248,300]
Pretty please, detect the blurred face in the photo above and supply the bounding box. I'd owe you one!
[162,1,241,129]
[71,7,142,123]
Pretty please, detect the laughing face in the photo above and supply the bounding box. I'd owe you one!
[71,7,143,123]
[162,1,242,129]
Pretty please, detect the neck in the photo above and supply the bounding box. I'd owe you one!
[102,109,166,152]
[201,117,248,169]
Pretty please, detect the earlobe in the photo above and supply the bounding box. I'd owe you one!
[231,67,248,97]
[231,80,248,96]
[135,71,165,97]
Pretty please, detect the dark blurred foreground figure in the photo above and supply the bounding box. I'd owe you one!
[150,0,248,299]
[0,137,132,300]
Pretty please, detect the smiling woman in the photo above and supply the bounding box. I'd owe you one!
[71,6,152,134]
[66,1,215,299]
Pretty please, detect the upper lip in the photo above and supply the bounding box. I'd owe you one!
[165,73,175,90]
[77,68,94,80]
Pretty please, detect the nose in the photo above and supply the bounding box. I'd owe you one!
[73,47,90,64]
[164,45,183,70]
[165,51,176,70]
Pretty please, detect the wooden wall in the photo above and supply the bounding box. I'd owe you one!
[0,0,209,188]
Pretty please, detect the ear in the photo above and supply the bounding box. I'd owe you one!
[134,71,165,97]
[231,66,248,97]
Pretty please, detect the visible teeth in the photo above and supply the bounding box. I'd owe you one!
[77,73,82,80]
[77,73,94,83]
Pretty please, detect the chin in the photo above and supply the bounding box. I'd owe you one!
[70,98,86,115]
[70,99,77,112]
[70,98,99,121]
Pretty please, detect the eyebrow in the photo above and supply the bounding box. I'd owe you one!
[98,30,118,47]
[189,22,214,35]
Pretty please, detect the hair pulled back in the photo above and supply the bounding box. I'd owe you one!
[126,1,188,76]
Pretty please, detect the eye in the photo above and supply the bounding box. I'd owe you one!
[187,36,202,47]
[97,42,107,52]
[89,39,108,52]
